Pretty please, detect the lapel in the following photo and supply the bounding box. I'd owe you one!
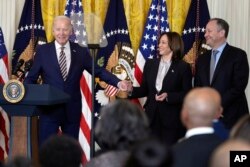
[163,60,177,83]
[202,51,212,85]
[151,58,161,83]
[50,42,61,73]
[211,44,230,84]
[67,42,77,78]
[149,58,161,93]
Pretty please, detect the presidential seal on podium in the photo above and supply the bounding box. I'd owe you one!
[3,79,25,103]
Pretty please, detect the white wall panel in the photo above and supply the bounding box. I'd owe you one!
[0,0,25,70]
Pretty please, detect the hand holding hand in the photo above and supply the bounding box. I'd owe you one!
[155,92,168,101]
[118,80,132,91]
[127,81,133,93]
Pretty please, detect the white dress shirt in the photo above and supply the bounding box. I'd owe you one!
[55,41,71,74]
[155,59,171,92]
[185,127,214,139]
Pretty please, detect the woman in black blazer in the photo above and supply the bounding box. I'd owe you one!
[129,32,192,146]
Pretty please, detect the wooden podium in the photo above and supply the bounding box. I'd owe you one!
[0,84,70,164]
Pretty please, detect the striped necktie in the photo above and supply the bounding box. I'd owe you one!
[59,46,67,81]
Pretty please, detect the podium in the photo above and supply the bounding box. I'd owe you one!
[0,84,70,162]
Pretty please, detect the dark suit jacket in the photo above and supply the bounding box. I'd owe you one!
[130,58,192,143]
[171,133,224,167]
[194,44,249,129]
[25,41,120,123]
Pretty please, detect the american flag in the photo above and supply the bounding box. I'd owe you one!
[0,27,10,161]
[134,0,170,105]
[182,0,210,72]
[64,0,91,163]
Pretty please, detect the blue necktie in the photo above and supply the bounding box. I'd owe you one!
[210,50,219,83]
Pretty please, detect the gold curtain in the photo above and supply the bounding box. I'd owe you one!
[41,0,191,54]
[167,0,191,34]
[41,0,67,42]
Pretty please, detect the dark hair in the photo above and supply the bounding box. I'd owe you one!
[39,134,83,167]
[125,137,172,167]
[210,18,229,38]
[95,99,149,151]
[158,32,184,60]
[230,114,250,142]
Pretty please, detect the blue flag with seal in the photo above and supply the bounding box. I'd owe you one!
[182,0,210,73]
[95,0,135,117]
[12,0,46,78]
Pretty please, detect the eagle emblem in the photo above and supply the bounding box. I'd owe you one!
[95,42,135,105]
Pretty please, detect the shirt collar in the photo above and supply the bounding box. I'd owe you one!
[55,41,70,50]
[213,42,227,53]
[185,127,214,138]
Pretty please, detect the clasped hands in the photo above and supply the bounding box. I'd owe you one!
[117,80,133,92]
[155,92,168,101]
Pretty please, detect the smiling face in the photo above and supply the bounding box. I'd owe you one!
[158,34,172,56]
[204,20,226,49]
[52,16,72,46]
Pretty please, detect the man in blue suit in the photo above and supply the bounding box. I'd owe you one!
[24,15,129,145]
[194,18,249,129]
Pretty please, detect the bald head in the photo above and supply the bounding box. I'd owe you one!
[210,139,250,167]
[181,87,222,128]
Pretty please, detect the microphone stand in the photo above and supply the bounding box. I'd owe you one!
[87,44,100,158]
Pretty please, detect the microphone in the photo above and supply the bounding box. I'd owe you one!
[23,59,33,79]
[17,59,33,80]
[12,59,24,76]
[24,59,33,72]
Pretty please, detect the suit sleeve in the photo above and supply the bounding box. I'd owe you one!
[82,48,120,87]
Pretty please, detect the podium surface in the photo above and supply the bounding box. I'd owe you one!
[0,84,70,162]
[0,84,70,116]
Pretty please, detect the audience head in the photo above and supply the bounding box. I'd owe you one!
[158,32,184,60]
[39,134,83,167]
[125,137,172,167]
[210,139,250,167]
[4,156,33,167]
[230,114,250,142]
[52,15,72,46]
[95,99,149,151]
[181,87,222,129]
[205,18,229,49]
